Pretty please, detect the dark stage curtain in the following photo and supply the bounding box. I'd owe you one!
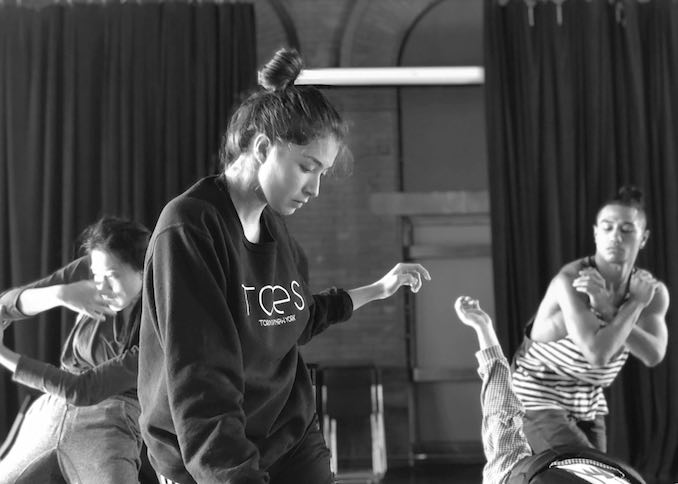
[485,0,678,481]
[0,2,255,438]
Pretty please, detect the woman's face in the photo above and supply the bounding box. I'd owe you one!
[257,135,340,215]
[593,204,648,265]
[90,249,142,312]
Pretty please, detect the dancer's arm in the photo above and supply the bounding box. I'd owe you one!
[622,280,668,367]
[550,269,657,365]
[454,296,532,484]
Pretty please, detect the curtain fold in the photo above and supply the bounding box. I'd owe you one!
[0,2,256,436]
[485,0,678,481]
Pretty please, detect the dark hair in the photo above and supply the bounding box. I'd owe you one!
[79,216,151,272]
[596,185,647,224]
[219,48,350,173]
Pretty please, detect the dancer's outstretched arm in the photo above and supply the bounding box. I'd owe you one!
[454,296,532,484]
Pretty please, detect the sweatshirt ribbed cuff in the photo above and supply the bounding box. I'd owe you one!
[338,288,354,319]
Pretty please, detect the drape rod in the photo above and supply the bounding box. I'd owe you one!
[295,67,484,86]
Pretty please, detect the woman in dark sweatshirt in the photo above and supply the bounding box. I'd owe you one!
[139,48,430,484]
[0,216,150,483]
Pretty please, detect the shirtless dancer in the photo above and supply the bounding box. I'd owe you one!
[512,186,669,453]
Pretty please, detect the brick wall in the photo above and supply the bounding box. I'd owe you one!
[289,88,405,366]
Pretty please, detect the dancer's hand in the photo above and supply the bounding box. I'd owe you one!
[347,263,431,311]
[454,296,492,329]
[375,263,431,298]
[630,269,658,307]
[454,296,499,350]
[572,268,615,318]
[58,280,115,321]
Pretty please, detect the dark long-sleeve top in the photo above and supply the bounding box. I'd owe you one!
[0,256,141,406]
[138,175,354,484]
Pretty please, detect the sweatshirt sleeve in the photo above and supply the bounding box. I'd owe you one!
[287,237,353,344]
[0,257,91,321]
[12,347,138,406]
[297,289,353,345]
[148,224,267,484]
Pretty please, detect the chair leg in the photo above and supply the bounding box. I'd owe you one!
[377,411,387,476]
[371,383,387,478]
[330,419,339,474]
[330,418,338,475]
[323,414,330,446]
[370,414,379,475]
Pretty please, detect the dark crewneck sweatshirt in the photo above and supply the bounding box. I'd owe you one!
[138,175,353,484]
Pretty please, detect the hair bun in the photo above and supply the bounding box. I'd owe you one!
[258,48,304,92]
[617,184,643,205]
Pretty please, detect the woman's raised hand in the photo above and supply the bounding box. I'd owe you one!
[454,296,491,329]
[57,280,115,321]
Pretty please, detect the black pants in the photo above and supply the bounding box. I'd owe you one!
[159,415,333,484]
[523,408,607,454]
[267,415,334,484]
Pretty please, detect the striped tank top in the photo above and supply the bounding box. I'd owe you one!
[512,256,632,421]
[512,335,629,421]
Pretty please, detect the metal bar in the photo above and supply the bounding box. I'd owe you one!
[296,66,484,86]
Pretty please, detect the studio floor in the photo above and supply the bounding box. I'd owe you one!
[334,463,484,484]
[382,463,483,484]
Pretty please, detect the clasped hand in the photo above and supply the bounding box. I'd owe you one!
[573,267,658,319]
[629,269,658,307]
[572,268,615,317]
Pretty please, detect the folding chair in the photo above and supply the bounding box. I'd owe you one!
[317,365,387,483]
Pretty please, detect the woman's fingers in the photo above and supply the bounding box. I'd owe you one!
[392,263,431,293]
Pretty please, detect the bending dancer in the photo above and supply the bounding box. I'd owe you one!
[512,186,669,453]
[0,216,150,484]
[138,48,431,484]
[454,296,645,484]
